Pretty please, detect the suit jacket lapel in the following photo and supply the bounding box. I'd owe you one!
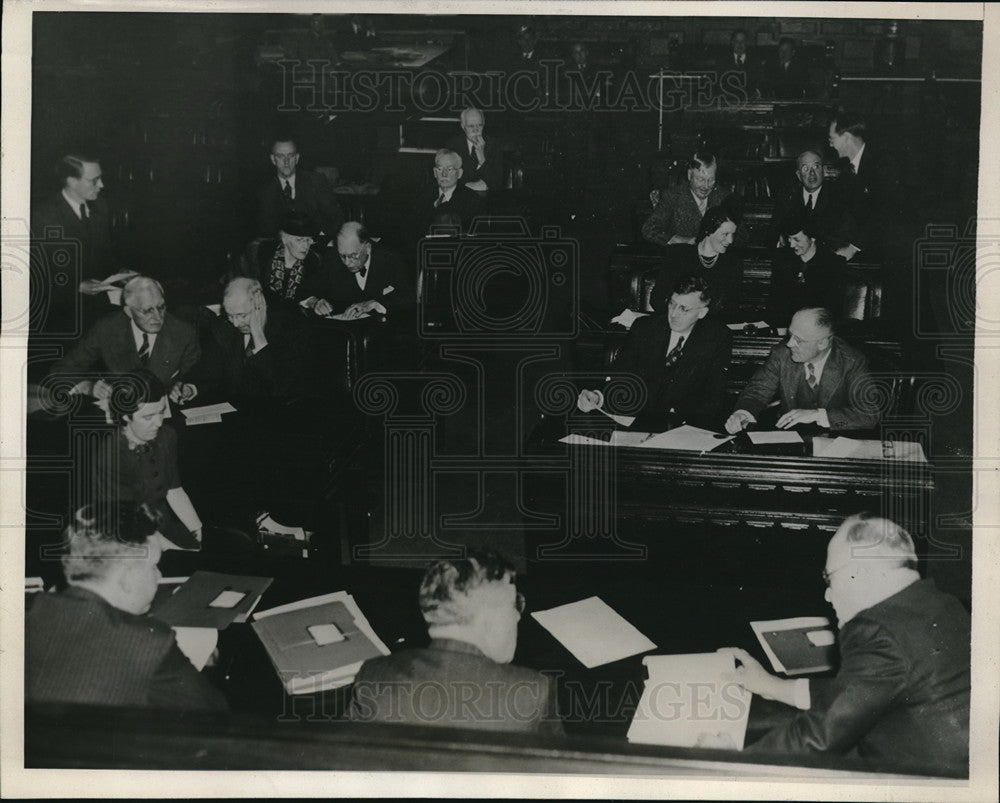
[817,340,847,406]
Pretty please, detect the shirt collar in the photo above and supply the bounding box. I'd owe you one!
[807,346,833,381]
[802,186,821,203]
[62,189,86,217]
[129,318,157,350]
[440,185,456,202]
[850,143,865,174]
[281,173,296,189]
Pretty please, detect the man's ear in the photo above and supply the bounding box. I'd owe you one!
[696,305,709,320]
[123,305,135,322]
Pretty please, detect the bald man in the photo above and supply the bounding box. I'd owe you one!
[445,108,503,194]
[725,307,879,433]
[196,277,308,399]
[49,275,200,404]
[719,514,970,775]
[329,221,413,318]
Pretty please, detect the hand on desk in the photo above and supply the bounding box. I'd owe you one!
[312,298,334,316]
[724,409,756,434]
[577,389,602,413]
[776,408,824,429]
[718,647,803,709]
[344,300,385,319]
[170,381,198,405]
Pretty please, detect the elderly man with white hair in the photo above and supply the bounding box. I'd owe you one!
[348,550,563,734]
[716,513,970,775]
[445,108,503,195]
[48,275,200,404]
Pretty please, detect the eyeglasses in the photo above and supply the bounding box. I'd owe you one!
[130,303,166,317]
[339,249,366,262]
[667,299,707,314]
[822,564,850,586]
[435,166,460,175]
[272,152,299,162]
[788,333,823,346]
[515,592,526,615]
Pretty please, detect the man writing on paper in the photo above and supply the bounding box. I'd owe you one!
[348,550,563,735]
[724,307,879,434]
[718,514,970,776]
[578,275,731,431]
[26,504,228,711]
[48,276,199,406]
[329,221,413,320]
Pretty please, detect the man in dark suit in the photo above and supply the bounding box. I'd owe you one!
[725,306,880,433]
[764,37,810,99]
[445,108,503,195]
[257,137,344,240]
[642,151,735,247]
[413,150,485,239]
[334,14,378,51]
[26,506,227,711]
[769,215,848,326]
[719,514,970,776]
[578,275,732,431]
[197,277,308,399]
[48,276,200,405]
[348,550,563,735]
[771,149,860,257]
[718,29,762,99]
[31,153,124,336]
[330,221,414,318]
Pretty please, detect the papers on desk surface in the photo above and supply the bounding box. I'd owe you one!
[532,596,656,668]
[180,402,237,426]
[323,302,387,321]
[627,652,750,750]
[150,570,273,629]
[598,407,636,428]
[748,430,803,445]
[726,320,770,332]
[751,617,836,675]
[635,424,732,453]
[610,308,650,330]
[813,437,927,462]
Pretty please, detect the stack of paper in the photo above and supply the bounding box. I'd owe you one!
[750,617,836,675]
[634,425,732,452]
[531,596,656,668]
[813,437,927,462]
[627,652,751,749]
[252,591,390,694]
[150,570,273,629]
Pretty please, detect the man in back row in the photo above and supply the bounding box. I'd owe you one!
[725,306,880,433]
[642,151,734,248]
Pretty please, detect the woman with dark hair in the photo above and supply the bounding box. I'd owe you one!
[651,205,743,321]
[89,369,202,550]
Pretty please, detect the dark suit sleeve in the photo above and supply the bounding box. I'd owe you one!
[379,249,415,312]
[49,318,110,381]
[748,618,906,756]
[175,324,202,382]
[148,637,229,711]
[642,188,682,247]
[683,325,732,429]
[826,351,880,431]
[735,345,783,417]
[248,315,308,396]
[480,140,504,193]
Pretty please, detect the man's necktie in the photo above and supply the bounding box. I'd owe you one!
[664,336,685,370]
[805,193,814,211]
[138,333,150,365]
[80,203,89,223]
[244,334,255,361]
[358,265,368,279]
[434,192,445,208]
[471,144,480,167]
[806,362,818,389]
[283,181,292,200]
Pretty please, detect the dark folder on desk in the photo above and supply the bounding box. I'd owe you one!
[751,617,836,676]
[150,570,273,629]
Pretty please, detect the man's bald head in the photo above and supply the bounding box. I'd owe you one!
[223,277,265,335]
[223,276,261,304]
[336,221,372,273]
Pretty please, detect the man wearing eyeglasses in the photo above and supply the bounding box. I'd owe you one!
[348,550,563,735]
[257,136,344,240]
[48,276,200,405]
[413,149,484,239]
[577,274,732,431]
[725,306,879,434]
[328,221,413,319]
[195,277,308,399]
[717,514,970,775]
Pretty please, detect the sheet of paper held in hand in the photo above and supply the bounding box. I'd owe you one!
[531,596,656,668]
[635,424,733,452]
[627,652,751,749]
[813,437,928,462]
[180,402,237,426]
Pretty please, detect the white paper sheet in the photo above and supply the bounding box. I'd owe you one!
[635,424,732,453]
[813,437,927,462]
[531,596,656,668]
[180,402,237,418]
[172,626,218,671]
[726,320,770,331]
[627,651,750,749]
[610,308,650,330]
[750,616,833,674]
[608,431,653,447]
[558,434,609,446]
[748,430,804,445]
[598,407,636,428]
[184,413,222,426]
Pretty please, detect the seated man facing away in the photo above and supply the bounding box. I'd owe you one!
[725,306,880,434]
[719,514,970,776]
[578,274,732,431]
[48,275,199,405]
[330,221,413,319]
[26,505,228,711]
[348,550,563,735]
[195,277,308,399]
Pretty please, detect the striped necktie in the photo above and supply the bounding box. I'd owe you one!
[664,336,685,369]
[138,333,150,365]
[244,334,255,361]
[806,362,817,389]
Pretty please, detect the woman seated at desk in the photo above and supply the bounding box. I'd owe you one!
[87,369,203,551]
[650,206,743,323]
